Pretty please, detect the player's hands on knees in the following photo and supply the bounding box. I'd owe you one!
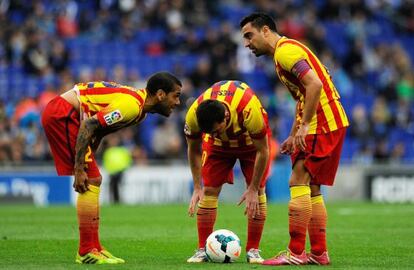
[188,187,203,217]
[73,168,89,193]
[280,136,295,155]
[238,188,259,218]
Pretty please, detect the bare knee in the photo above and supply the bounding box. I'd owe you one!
[88,176,102,187]
[259,187,266,196]
[310,184,321,197]
[203,186,221,197]
[290,159,311,186]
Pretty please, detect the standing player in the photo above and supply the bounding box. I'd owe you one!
[240,13,349,265]
[185,80,271,264]
[41,72,182,264]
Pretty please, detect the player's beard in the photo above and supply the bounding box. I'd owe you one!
[252,47,265,57]
[152,101,171,117]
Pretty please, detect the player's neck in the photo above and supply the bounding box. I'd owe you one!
[266,33,281,56]
[143,94,157,113]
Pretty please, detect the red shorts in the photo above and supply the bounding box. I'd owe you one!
[201,141,271,188]
[291,127,347,186]
[41,96,101,178]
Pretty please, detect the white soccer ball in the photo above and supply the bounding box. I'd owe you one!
[205,229,241,263]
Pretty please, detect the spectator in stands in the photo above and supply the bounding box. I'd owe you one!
[350,104,372,143]
[370,96,391,140]
[151,118,183,160]
[373,138,390,163]
[0,0,413,164]
[23,30,49,76]
[49,40,69,74]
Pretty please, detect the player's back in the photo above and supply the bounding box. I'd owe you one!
[74,81,146,117]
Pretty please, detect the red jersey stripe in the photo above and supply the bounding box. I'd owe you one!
[225,81,237,104]
[197,94,205,104]
[236,87,254,113]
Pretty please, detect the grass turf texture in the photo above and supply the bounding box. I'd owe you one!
[0,202,413,269]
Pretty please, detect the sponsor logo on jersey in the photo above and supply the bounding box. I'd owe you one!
[184,123,191,135]
[103,110,123,125]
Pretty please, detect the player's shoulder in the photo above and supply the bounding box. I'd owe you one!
[185,98,199,117]
[276,38,306,53]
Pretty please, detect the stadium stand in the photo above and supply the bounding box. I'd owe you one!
[0,0,413,164]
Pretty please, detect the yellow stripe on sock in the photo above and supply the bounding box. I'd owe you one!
[198,195,218,208]
[258,194,267,204]
[311,194,324,204]
[290,186,311,199]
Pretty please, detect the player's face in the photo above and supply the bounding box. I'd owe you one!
[154,84,182,117]
[241,23,266,57]
[210,108,229,137]
[210,120,227,137]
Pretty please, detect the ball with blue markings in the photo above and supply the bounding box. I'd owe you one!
[205,229,241,263]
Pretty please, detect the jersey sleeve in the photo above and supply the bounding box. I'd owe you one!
[243,96,267,139]
[184,101,202,139]
[95,95,141,127]
[275,43,308,74]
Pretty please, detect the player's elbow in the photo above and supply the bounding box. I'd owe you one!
[307,80,322,99]
[312,79,323,92]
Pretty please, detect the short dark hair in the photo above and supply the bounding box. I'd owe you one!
[240,12,277,32]
[196,100,225,133]
[146,72,182,96]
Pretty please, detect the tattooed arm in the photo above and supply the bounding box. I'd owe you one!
[90,134,103,152]
[73,116,101,193]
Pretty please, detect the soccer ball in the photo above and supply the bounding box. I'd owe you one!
[205,229,241,263]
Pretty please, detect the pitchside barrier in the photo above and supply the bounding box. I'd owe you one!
[1,163,413,205]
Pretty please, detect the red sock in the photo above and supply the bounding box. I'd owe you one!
[246,194,267,251]
[92,216,103,251]
[77,185,100,255]
[308,195,327,255]
[196,195,218,248]
[288,186,312,255]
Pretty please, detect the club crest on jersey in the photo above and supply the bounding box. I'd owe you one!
[104,110,123,125]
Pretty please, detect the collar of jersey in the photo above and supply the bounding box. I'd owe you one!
[274,36,287,57]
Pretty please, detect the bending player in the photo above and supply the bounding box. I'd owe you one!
[185,80,272,264]
[41,72,182,264]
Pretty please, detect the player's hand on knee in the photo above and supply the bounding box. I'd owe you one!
[188,188,203,217]
[238,188,259,218]
[73,169,89,193]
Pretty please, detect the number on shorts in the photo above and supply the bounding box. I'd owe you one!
[201,151,207,166]
[85,146,93,162]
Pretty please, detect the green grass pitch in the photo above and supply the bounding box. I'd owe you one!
[1,202,413,269]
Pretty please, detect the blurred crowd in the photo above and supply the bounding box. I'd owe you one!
[0,0,413,165]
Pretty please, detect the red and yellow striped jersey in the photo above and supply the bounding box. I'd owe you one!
[184,80,270,148]
[74,81,147,129]
[274,37,349,134]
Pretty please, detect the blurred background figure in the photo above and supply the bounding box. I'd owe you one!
[102,134,132,204]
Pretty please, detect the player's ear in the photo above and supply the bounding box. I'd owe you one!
[156,89,166,101]
[262,25,270,37]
